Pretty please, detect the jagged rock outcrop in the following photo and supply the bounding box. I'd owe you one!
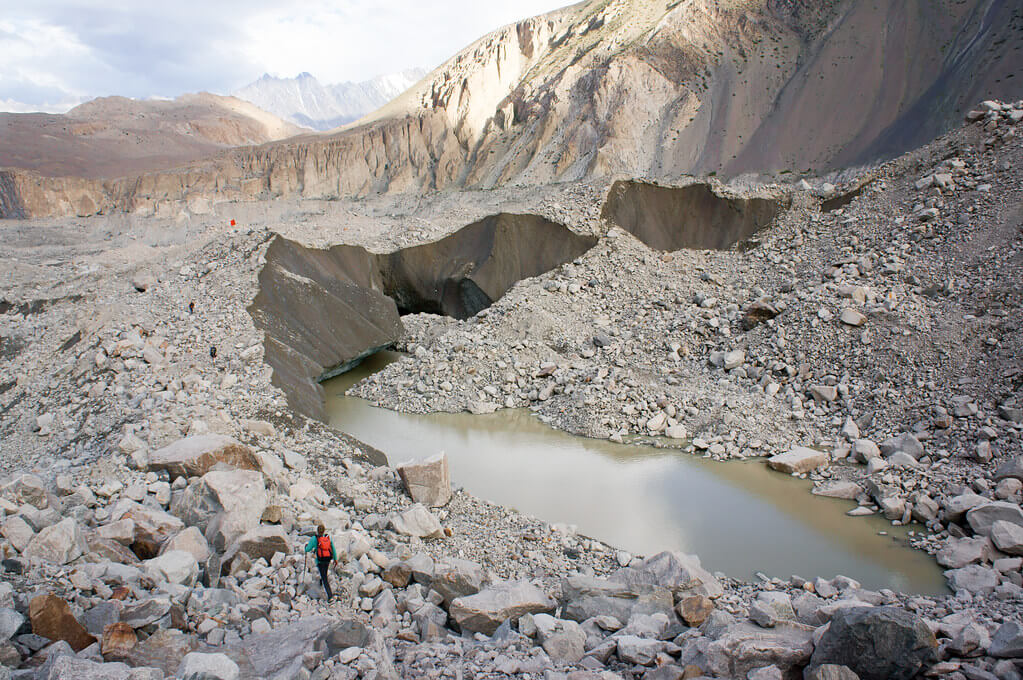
[3,0,1020,219]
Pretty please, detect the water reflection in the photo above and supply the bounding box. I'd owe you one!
[324,352,946,594]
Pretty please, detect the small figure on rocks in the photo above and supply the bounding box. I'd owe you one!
[188,301,195,314]
[209,345,217,359]
[304,524,338,600]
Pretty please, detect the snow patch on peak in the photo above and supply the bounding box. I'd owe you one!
[234,69,427,131]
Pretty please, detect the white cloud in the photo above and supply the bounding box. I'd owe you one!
[0,0,572,112]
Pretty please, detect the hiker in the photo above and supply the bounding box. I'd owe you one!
[304,524,338,600]
[209,345,217,359]
[188,301,195,314]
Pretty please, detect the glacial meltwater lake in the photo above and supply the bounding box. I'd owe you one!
[324,351,947,594]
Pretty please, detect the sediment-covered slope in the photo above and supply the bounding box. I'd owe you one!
[0,93,305,180]
[4,0,1023,218]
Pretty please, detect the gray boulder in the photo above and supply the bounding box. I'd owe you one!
[449,581,556,635]
[230,616,339,679]
[701,622,813,679]
[808,606,938,680]
[936,536,993,568]
[945,564,1000,595]
[994,457,1023,482]
[396,453,452,507]
[943,493,987,523]
[147,434,260,478]
[966,502,1023,536]
[171,470,266,551]
[616,635,668,666]
[389,504,444,539]
[879,433,924,460]
[177,652,240,680]
[430,558,488,605]
[991,520,1023,556]
[40,655,152,679]
[749,591,796,628]
[613,550,724,599]
[221,526,289,569]
[109,500,184,556]
[531,614,586,665]
[0,515,35,552]
[143,550,198,587]
[989,621,1023,658]
[768,447,827,474]
[561,574,674,624]
[23,518,87,564]
[0,607,25,641]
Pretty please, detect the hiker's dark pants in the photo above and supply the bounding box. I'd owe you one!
[316,558,333,599]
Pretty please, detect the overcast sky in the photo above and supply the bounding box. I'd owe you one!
[0,0,572,113]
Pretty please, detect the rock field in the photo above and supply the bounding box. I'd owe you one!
[0,104,1021,679]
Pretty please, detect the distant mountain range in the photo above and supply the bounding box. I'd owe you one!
[233,70,427,131]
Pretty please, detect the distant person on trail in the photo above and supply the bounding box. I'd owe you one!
[188,301,195,314]
[304,524,338,601]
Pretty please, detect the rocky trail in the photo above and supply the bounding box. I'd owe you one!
[0,103,1021,680]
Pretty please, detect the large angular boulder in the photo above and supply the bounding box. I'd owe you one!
[945,564,1000,595]
[109,500,184,558]
[120,598,173,628]
[943,493,987,523]
[221,526,290,569]
[966,502,1023,536]
[561,574,674,624]
[29,593,97,652]
[1,515,36,552]
[147,434,260,478]
[229,616,337,679]
[177,652,240,680]
[936,536,993,568]
[389,504,444,539]
[808,606,938,680]
[612,551,724,599]
[143,550,199,587]
[768,447,827,474]
[430,558,488,605]
[994,456,1023,482]
[125,629,203,675]
[2,474,52,509]
[449,581,556,635]
[700,622,814,680]
[989,621,1023,658]
[159,526,211,563]
[879,433,924,460]
[100,622,137,661]
[991,520,1023,556]
[0,607,25,641]
[40,656,152,679]
[396,453,452,507]
[749,592,796,628]
[171,470,266,551]
[23,518,87,564]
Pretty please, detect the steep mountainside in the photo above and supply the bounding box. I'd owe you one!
[3,0,1022,218]
[233,70,427,130]
[0,93,304,179]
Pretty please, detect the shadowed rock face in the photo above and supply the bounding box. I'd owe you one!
[248,214,597,419]
[600,181,786,251]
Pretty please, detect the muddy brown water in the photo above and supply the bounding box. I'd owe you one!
[324,351,947,594]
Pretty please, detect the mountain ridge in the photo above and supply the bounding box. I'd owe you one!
[233,69,427,131]
[2,0,1022,218]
